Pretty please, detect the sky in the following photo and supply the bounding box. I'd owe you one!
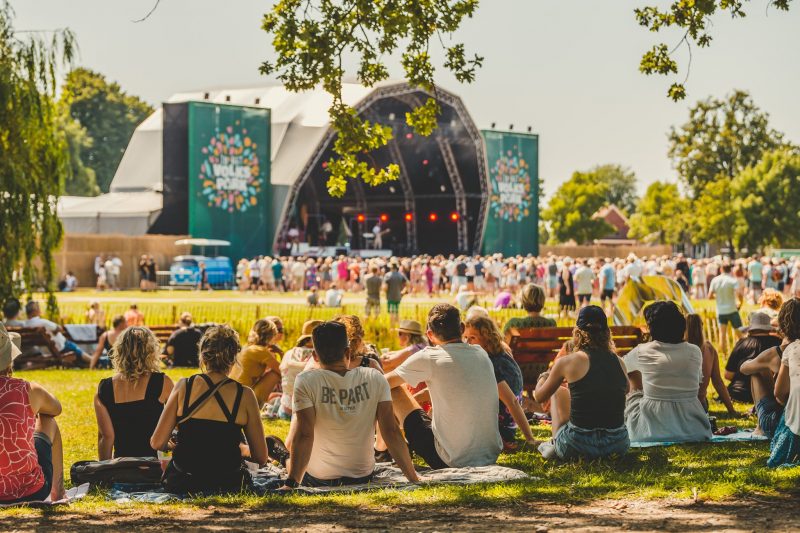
[9,0,800,198]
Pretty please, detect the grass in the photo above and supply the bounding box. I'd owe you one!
[1,367,797,519]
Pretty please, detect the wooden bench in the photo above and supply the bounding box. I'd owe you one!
[6,327,78,370]
[507,325,644,394]
[147,325,178,345]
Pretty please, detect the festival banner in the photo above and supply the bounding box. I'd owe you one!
[480,130,539,256]
[187,102,271,260]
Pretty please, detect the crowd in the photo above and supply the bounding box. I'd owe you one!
[1,278,800,501]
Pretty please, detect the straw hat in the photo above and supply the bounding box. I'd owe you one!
[397,319,424,336]
[296,319,323,346]
[0,323,22,372]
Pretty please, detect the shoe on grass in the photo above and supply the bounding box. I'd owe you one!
[538,439,558,460]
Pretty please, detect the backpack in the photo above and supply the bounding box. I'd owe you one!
[70,457,163,488]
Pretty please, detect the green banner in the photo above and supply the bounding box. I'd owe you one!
[188,102,271,260]
[481,130,539,256]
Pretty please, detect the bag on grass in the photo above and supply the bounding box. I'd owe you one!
[70,457,163,488]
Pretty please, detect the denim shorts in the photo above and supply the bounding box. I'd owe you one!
[554,422,629,460]
[757,396,784,439]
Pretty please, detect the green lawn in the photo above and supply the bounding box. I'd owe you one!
[1,367,796,518]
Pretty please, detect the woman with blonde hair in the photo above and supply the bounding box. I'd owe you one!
[94,326,174,459]
[464,316,539,449]
[151,325,266,493]
[503,283,556,336]
[759,288,784,321]
[229,319,281,407]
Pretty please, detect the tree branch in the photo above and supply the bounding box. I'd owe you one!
[132,0,162,23]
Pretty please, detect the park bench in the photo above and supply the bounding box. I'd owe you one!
[507,325,644,395]
[147,325,178,345]
[6,326,79,370]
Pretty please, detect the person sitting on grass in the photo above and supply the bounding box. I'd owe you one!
[151,325,266,494]
[768,298,800,467]
[0,324,65,503]
[385,304,502,469]
[685,314,738,417]
[94,327,174,459]
[278,320,322,419]
[724,312,782,405]
[464,315,539,450]
[229,319,281,408]
[624,301,712,443]
[268,321,419,489]
[534,306,630,460]
[264,316,285,359]
[758,288,784,322]
[381,320,430,411]
[741,326,790,439]
[503,283,557,337]
[164,312,202,368]
[90,315,126,370]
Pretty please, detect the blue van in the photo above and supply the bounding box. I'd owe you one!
[170,255,234,289]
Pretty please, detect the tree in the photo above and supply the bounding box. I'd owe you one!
[258,1,793,196]
[628,181,689,245]
[60,68,153,192]
[734,148,800,250]
[542,170,613,245]
[590,164,639,215]
[58,109,99,196]
[0,3,74,310]
[688,177,740,252]
[669,90,785,198]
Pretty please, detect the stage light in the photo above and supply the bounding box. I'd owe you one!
[388,112,396,120]
[428,212,438,222]
[450,212,460,222]
[406,133,413,139]
[422,159,429,166]
[356,214,365,223]
[404,212,413,222]
[321,161,328,169]
[380,213,389,222]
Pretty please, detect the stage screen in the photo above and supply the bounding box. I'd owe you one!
[480,130,539,256]
[187,102,271,260]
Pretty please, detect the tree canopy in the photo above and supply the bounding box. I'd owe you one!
[589,164,639,215]
[628,181,688,245]
[0,3,74,310]
[60,68,153,192]
[542,170,614,245]
[668,90,786,198]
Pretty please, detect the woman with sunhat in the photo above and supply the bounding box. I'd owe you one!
[534,305,630,460]
[0,324,65,503]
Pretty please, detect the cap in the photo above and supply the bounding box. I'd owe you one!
[576,305,609,331]
[0,323,22,372]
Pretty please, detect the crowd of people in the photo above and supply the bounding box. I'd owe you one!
[2,278,800,500]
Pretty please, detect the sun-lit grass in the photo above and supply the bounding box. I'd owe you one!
[1,367,796,518]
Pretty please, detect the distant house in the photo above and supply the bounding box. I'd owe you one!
[593,205,635,244]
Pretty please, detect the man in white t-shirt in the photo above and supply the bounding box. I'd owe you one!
[386,304,502,469]
[574,260,595,308]
[24,301,89,364]
[708,263,744,354]
[273,321,417,489]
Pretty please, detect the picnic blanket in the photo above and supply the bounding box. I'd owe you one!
[630,431,768,448]
[0,483,90,508]
[108,464,531,503]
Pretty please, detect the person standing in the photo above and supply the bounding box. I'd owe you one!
[364,267,383,320]
[574,260,595,309]
[748,256,764,304]
[709,263,745,354]
[383,263,407,328]
[558,259,576,319]
[598,258,617,315]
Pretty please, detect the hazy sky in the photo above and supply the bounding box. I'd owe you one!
[10,0,800,198]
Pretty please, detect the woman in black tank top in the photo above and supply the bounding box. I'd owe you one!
[151,325,267,494]
[533,306,630,461]
[94,327,173,459]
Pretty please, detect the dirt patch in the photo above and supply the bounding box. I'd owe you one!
[4,496,799,532]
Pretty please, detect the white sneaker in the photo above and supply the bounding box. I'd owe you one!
[538,439,558,460]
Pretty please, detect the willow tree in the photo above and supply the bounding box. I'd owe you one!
[0,3,75,314]
[260,0,793,196]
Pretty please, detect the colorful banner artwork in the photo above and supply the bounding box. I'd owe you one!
[188,102,271,259]
[481,130,539,256]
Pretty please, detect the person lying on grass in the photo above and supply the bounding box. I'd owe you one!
[385,304,503,470]
[267,321,418,489]
[95,327,173,459]
[464,315,540,451]
[151,325,266,494]
[768,298,800,468]
[0,324,65,503]
[534,306,630,461]
[229,318,281,408]
[624,301,712,443]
